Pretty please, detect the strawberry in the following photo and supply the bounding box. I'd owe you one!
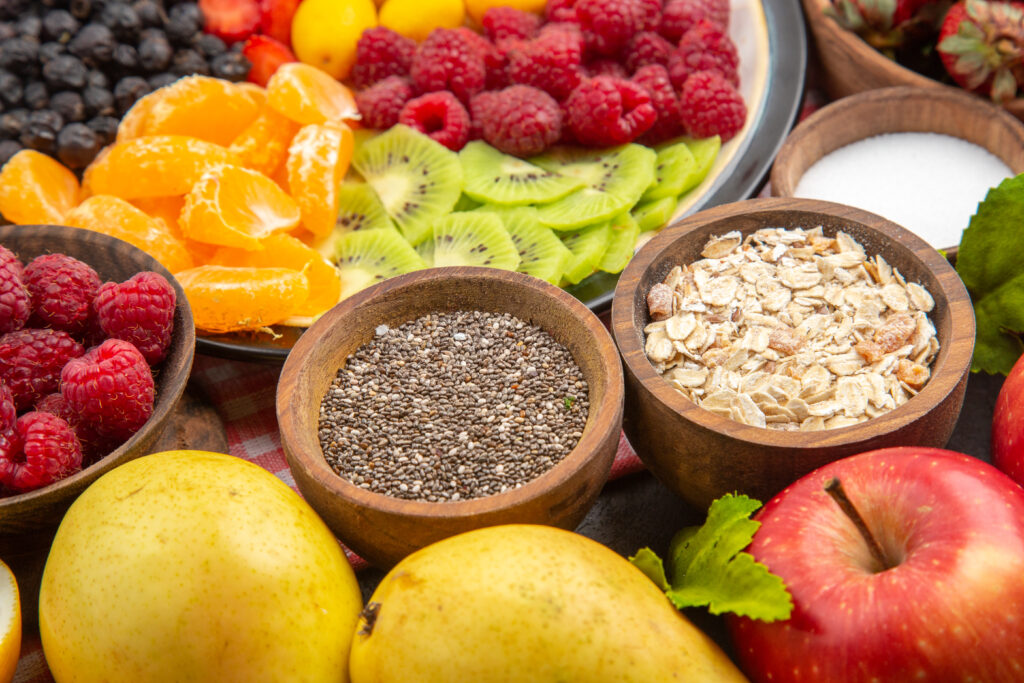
[241,34,298,86]
[828,0,945,50]
[938,0,1024,101]
[199,0,262,44]
[259,0,302,47]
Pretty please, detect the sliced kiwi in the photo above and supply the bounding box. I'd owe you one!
[598,212,641,274]
[476,206,573,285]
[531,144,657,230]
[640,141,698,203]
[335,182,397,233]
[632,195,679,232]
[560,221,613,285]
[460,141,585,206]
[453,193,483,212]
[328,228,426,301]
[678,135,721,195]
[423,212,521,270]
[351,124,463,246]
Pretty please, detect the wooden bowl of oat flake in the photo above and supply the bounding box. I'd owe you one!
[611,197,975,510]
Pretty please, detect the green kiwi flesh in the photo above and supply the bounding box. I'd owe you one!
[560,221,613,285]
[640,141,698,202]
[424,212,521,270]
[329,228,427,301]
[632,195,679,232]
[335,182,397,233]
[476,206,573,285]
[460,141,585,206]
[678,135,721,195]
[598,212,641,274]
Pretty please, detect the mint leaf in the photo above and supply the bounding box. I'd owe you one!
[628,548,670,591]
[956,174,1024,374]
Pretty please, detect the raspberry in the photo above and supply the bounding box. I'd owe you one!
[625,31,674,73]
[23,253,101,338]
[470,85,562,157]
[350,27,417,90]
[632,64,684,144]
[586,58,629,79]
[564,76,657,146]
[356,76,416,130]
[399,91,472,151]
[660,0,730,42]
[546,0,579,22]
[0,328,84,412]
[0,411,82,493]
[61,339,155,443]
[576,0,661,57]
[0,381,14,433]
[410,28,486,106]
[94,271,176,365]
[0,246,29,335]
[507,29,585,101]
[668,19,740,90]
[35,392,112,464]
[482,6,542,42]
[679,69,746,141]
[454,27,508,90]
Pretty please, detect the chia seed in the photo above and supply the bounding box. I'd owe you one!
[317,310,590,502]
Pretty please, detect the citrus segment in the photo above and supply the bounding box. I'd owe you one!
[266,62,358,125]
[0,150,80,225]
[237,82,267,108]
[63,195,195,274]
[82,136,241,199]
[117,76,261,147]
[228,106,301,178]
[180,164,301,250]
[129,195,186,240]
[286,120,354,238]
[175,265,310,333]
[0,558,19,683]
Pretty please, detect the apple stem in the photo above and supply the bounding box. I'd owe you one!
[824,477,892,571]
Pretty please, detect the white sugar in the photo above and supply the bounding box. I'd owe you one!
[793,132,1012,249]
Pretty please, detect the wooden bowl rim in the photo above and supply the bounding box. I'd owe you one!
[277,266,624,520]
[611,197,975,449]
[0,224,196,513]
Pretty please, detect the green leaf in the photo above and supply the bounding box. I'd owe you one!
[628,548,670,591]
[956,174,1024,374]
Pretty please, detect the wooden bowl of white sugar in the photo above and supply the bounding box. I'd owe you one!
[770,86,1024,255]
[611,197,975,510]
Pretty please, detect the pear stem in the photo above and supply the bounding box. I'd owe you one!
[824,477,892,571]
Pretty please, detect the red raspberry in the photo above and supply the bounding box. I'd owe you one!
[575,0,661,56]
[0,381,14,433]
[35,392,112,464]
[633,64,684,144]
[356,76,416,130]
[564,76,657,146]
[411,28,486,106]
[660,0,730,42]
[470,85,563,157]
[61,339,155,443]
[94,271,176,366]
[23,253,101,338]
[679,69,746,141]
[483,7,542,42]
[668,19,740,90]
[0,328,84,412]
[350,27,417,90]
[0,246,29,335]
[625,31,674,73]
[546,0,579,22]
[507,28,585,101]
[0,411,82,493]
[399,92,472,151]
[454,27,508,90]
[586,58,629,79]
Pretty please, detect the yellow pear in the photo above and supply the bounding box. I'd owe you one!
[39,450,363,683]
[349,524,749,682]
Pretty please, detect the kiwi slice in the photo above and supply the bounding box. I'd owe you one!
[598,212,641,274]
[460,141,585,206]
[351,124,463,246]
[415,238,435,267]
[632,195,679,232]
[560,220,613,285]
[531,144,657,230]
[477,206,573,285]
[328,228,426,301]
[678,135,721,195]
[423,212,521,270]
[453,193,483,212]
[335,182,397,233]
[640,141,698,203]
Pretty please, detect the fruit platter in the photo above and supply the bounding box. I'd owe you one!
[3,0,1024,680]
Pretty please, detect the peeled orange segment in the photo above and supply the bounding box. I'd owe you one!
[64,195,195,274]
[129,195,186,239]
[286,121,354,238]
[266,62,358,126]
[0,150,80,225]
[82,135,242,199]
[236,82,267,108]
[175,265,310,333]
[228,106,302,178]
[117,76,261,146]
[0,558,20,683]
[180,164,301,250]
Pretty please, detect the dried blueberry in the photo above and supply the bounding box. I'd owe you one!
[38,41,67,64]
[0,37,39,72]
[132,0,165,28]
[50,90,85,122]
[69,23,116,64]
[15,15,42,40]
[0,108,27,138]
[42,9,78,42]
[29,109,63,131]
[193,33,226,59]
[69,0,94,20]
[165,3,201,46]
[210,51,249,82]
[146,71,177,89]
[0,22,15,41]
[23,81,48,110]
[0,139,21,164]
[82,85,114,116]
[113,74,148,113]
[0,70,22,107]
[43,54,87,90]
[137,30,171,71]
[86,68,108,88]
[56,121,100,168]
[111,42,138,71]
[169,48,206,75]
[85,113,117,144]
[20,120,57,153]
[100,2,141,41]
[0,0,30,22]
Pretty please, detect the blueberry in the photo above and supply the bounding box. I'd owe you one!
[193,33,226,59]
[69,0,94,20]
[0,37,39,72]
[43,54,88,90]
[137,30,171,71]
[111,42,138,71]
[85,113,117,144]
[169,48,207,76]
[100,2,141,42]
[39,41,66,63]
[15,15,42,40]
[56,121,100,168]
[210,51,250,82]
[0,22,16,41]
[20,120,57,153]
[50,90,85,122]
[0,0,30,22]
[132,0,165,28]
[0,139,21,165]
[0,70,22,107]
[146,71,177,89]
[86,68,108,88]
[82,85,114,116]
[113,74,148,113]
[0,107,27,138]
[165,3,201,46]
[29,108,64,131]
[69,23,116,64]
[23,81,48,110]
[42,9,78,42]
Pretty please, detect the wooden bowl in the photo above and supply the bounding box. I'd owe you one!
[277,267,624,568]
[611,197,974,510]
[802,0,1024,120]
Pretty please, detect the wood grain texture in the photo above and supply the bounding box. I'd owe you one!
[277,267,624,568]
[610,198,975,510]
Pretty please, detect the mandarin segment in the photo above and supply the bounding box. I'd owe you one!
[228,106,302,178]
[0,150,80,225]
[129,195,186,240]
[266,62,358,125]
[286,120,354,238]
[175,264,311,333]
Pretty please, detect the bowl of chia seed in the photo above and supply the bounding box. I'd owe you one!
[276,266,624,568]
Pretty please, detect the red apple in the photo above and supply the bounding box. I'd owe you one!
[993,351,1024,486]
[729,447,1024,682]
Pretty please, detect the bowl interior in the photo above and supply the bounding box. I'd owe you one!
[0,224,195,533]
